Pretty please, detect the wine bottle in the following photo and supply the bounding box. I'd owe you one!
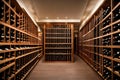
[116,51,120,58]
[113,33,120,41]
[113,9,120,21]
[103,48,111,56]
[113,49,120,58]
[106,6,111,14]
[106,17,111,25]
[0,5,4,18]
[114,62,120,72]
[103,6,111,18]
[10,19,15,24]
[106,61,111,67]
[113,0,120,6]
[103,69,111,79]
[0,12,4,21]
[114,74,120,80]
[114,40,120,45]
[0,6,4,10]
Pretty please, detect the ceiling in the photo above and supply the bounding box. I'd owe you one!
[17,0,104,31]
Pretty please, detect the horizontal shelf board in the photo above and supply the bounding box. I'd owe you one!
[46,37,71,39]
[99,12,111,25]
[83,13,112,38]
[113,58,120,63]
[0,47,41,53]
[8,74,15,80]
[82,29,94,37]
[45,42,71,43]
[0,62,15,73]
[45,53,71,55]
[83,45,120,48]
[100,24,111,31]
[112,2,120,12]
[83,25,120,42]
[44,60,72,62]
[45,47,71,49]
[97,72,102,77]
[46,28,71,29]
[3,0,20,17]
[0,42,41,45]
[114,71,120,77]
[104,66,112,72]
[16,50,40,59]
[21,60,39,80]
[15,54,39,75]
[46,33,71,34]
[111,19,120,26]
[45,43,71,44]
[103,55,112,60]
[0,57,15,65]
[0,21,40,41]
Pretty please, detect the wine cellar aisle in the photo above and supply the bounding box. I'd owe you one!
[26,55,102,80]
[0,0,120,80]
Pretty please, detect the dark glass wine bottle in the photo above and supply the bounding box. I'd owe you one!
[113,23,120,31]
[113,9,120,21]
[114,62,120,72]
[113,0,120,7]
[113,49,120,59]
[114,74,120,80]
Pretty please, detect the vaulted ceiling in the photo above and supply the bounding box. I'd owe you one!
[16,0,104,31]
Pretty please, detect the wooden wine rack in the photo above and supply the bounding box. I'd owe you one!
[0,0,42,80]
[79,0,120,80]
[44,23,74,62]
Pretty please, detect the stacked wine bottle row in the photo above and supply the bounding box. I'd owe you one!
[79,0,120,80]
[44,24,74,62]
[0,0,42,80]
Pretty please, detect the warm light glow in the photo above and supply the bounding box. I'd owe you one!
[38,19,80,23]
[45,17,48,19]
[16,0,41,32]
[65,16,68,19]
[79,0,104,31]
[57,17,59,19]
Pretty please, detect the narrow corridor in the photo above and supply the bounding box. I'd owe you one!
[26,55,103,80]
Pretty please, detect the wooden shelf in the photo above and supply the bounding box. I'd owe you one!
[2,0,20,17]
[45,53,71,55]
[16,50,40,59]
[46,37,71,39]
[44,24,74,62]
[15,54,39,75]
[21,59,39,80]
[0,62,15,73]
[0,57,15,64]
[45,43,72,44]
[45,47,71,49]
[0,21,40,40]
[0,0,43,80]
[0,46,41,53]
[79,0,120,80]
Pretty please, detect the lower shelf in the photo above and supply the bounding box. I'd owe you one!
[44,54,72,62]
[0,49,43,80]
